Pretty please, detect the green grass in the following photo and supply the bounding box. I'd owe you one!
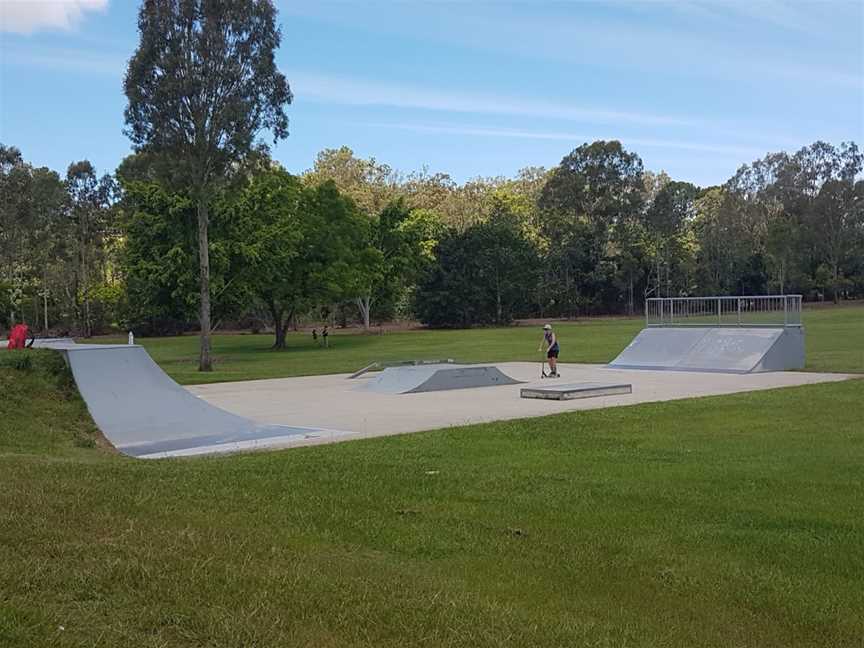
[92,303,864,384]
[1,350,862,647]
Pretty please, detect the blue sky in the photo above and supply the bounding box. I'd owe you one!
[1,0,862,186]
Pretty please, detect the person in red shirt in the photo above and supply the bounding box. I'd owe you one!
[6,323,31,350]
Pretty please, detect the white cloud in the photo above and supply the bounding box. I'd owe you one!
[294,72,808,148]
[0,0,108,34]
[365,121,770,158]
[293,72,699,128]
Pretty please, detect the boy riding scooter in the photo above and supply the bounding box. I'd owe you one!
[538,324,560,378]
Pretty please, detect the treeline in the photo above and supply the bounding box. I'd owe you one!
[1,139,862,340]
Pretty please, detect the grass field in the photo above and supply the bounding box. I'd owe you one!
[101,303,863,384]
[1,304,862,646]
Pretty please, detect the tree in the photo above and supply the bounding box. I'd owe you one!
[66,161,116,336]
[644,180,699,297]
[347,200,439,330]
[226,168,303,348]
[538,141,644,316]
[810,179,864,301]
[124,0,292,370]
[119,170,260,336]
[119,181,201,334]
[226,174,366,348]
[0,145,69,331]
[540,140,644,227]
[415,208,539,328]
[303,147,399,216]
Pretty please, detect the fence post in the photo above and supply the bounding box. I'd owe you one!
[717,298,721,326]
[737,299,741,326]
[783,296,788,327]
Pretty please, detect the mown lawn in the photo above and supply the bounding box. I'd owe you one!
[98,303,864,384]
[1,349,863,647]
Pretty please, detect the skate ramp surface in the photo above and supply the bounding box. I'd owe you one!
[51,343,332,458]
[609,327,804,373]
[359,363,521,394]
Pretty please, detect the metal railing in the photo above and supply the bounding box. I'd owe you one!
[646,295,802,328]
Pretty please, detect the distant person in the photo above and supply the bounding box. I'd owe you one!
[538,324,560,377]
[322,325,329,348]
[6,323,33,350]
[312,328,318,344]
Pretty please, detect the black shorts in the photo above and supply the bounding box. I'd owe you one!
[547,346,559,359]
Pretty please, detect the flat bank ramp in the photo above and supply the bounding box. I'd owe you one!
[359,363,521,394]
[609,327,804,373]
[54,344,330,458]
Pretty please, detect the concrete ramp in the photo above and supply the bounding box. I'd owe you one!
[606,328,708,369]
[359,363,521,394]
[47,343,332,458]
[677,328,783,372]
[609,327,804,373]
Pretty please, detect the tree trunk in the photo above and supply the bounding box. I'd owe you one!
[197,198,212,371]
[80,216,92,338]
[628,273,634,316]
[269,301,291,349]
[273,317,286,349]
[356,296,372,331]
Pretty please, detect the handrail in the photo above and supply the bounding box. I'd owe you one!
[645,295,802,328]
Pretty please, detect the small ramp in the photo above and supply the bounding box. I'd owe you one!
[358,363,521,394]
[521,382,632,401]
[609,327,804,373]
[45,343,334,459]
[348,358,455,379]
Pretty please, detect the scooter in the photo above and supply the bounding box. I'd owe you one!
[540,358,560,379]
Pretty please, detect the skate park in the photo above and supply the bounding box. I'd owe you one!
[22,296,855,459]
[187,359,850,453]
[4,3,863,638]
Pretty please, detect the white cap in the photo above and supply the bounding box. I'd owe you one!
[543,324,552,330]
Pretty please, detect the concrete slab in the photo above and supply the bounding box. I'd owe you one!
[190,362,855,450]
[521,382,633,400]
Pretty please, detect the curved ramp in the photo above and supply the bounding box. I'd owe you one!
[46,343,330,458]
[609,327,804,373]
[359,363,521,394]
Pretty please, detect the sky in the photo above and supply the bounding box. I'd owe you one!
[0,0,862,187]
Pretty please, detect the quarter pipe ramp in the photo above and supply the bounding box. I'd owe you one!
[42,342,331,458]
[608,327,805,373]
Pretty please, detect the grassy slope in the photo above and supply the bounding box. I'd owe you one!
[98,303,864,385]
[1,350,863,646]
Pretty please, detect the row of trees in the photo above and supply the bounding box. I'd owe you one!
[304,140,864,325]
[120,162,436,347]
[3,138,862,342]
[0,147,117,337]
